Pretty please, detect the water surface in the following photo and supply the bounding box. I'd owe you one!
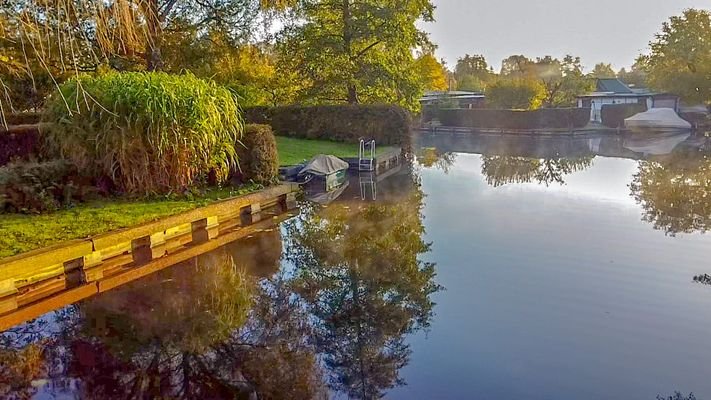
[3,132,711,400]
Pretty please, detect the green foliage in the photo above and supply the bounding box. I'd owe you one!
[0,185,261,257]
[591,62,616,78]
[278,0,435,111]
[457,75,486,92]
[0,160,81,214]
[499,54,594,107]
[236,124,279,184]
[42,72,243,195]
[642,9,711,105]
[246,104,411,145]
[454,54,493,90]
[486,79,547,110]
[617,61,648,88]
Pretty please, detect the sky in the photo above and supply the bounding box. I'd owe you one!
[422,0,711,73]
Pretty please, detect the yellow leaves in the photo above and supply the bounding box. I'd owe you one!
[414,54,448,91]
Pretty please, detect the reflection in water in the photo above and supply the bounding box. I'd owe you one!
[481,155,594,187]
[0,166,439,400]
[416,147,457,173]
[0,229,328,399]
[630,152,711,235]
[283,176,441,399]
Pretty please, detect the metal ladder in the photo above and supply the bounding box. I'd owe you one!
[359,139,376,172]
[359,172,376,201]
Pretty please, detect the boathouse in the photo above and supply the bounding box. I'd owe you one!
[576,78,680,123]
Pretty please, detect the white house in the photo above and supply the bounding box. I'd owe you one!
[576,78,680,123]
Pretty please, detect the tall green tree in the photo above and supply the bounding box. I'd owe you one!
[499,54,593,107]
[278,0,435,110]
[453,54,493,91]
[617,60,648,88]
[641,8,711,105]
[591,62,616,78]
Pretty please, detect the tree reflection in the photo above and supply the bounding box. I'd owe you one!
[417,147,457,173]
[284,181,441,399]
[481,155,593,187]
[630,154,711,235]
[0,229,329,399]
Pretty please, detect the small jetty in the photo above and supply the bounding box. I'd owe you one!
[0,184,299,330]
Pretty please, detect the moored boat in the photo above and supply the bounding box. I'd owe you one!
[624,108,692,132]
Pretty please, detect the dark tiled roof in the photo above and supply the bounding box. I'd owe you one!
[596,78,633,94]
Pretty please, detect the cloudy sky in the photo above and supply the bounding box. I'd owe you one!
[422,0,710,72]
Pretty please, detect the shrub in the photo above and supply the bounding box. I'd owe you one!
[437,108,590,130]
[0,160,81,213]
[486,79,546,110]
[42,72,242,195]
[234,124,279,185]
[1,125,41,167]
[243,105,411,145]
[601,103,647,128]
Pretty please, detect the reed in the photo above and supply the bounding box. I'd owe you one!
[42,72,243,194]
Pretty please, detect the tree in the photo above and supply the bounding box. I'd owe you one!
[278,0,435,110]
[500,54,533,76]
[591,62,616,78]
[642,8,711,105]
[532,55,594,107]
[499,54,594,107]
[414,54,449,91]
[486,78,546,110]
[617,60,648,88]
[454,54,493,91]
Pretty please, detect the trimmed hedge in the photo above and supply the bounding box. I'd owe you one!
[243,105,411,145]
[601,103,647,128]
[234,124,279,185]
[0,125,41,167]
[437,108,590,130]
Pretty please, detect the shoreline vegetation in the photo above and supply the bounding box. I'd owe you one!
[0,136,393,258]
[0,185,260,258]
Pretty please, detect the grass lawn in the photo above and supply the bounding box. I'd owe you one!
[0,185,261,258]
[276,136,395,166]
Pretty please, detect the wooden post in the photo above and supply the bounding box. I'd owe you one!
[241,203,262,225]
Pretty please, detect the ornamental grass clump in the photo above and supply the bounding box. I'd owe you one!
[42,72,242,194]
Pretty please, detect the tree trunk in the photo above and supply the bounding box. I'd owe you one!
[144,0,164,71]
[342,0,359,104]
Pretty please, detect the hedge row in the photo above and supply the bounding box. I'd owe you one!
[600,103,647,128]
[0,125,41,167]
[243,105,411,145]
[437,108,590,130]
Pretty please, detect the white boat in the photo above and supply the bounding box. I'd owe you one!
[624,108,692,132]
